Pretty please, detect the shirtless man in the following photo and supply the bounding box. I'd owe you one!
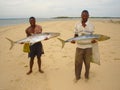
[26,17,44,75]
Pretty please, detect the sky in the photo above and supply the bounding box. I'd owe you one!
[0,0,120,18]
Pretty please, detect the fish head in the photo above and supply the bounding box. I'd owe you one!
[49,32,60,37]
[97,34,110,41]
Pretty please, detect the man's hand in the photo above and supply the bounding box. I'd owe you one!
[71,40,76,44]
[44,37,48,40]
[91,39,97,43]
[20,42,24,44]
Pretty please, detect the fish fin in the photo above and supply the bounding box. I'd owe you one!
[57,38,65,48]
[5,37,15,50]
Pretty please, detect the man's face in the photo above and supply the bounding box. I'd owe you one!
[29,18,36,26]
[81,12,89,22]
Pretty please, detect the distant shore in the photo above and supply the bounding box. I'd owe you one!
[0,17,120,27]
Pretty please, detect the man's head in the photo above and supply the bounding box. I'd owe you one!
[29,17,36,26]
[81,10,89,23]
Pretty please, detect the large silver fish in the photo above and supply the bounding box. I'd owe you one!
[6,32,60,50]
[58,34,110,48]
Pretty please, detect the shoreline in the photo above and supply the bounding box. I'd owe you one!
[0,17,120,27]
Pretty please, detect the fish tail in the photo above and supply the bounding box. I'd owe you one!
[57,38,65,48]
[5,37,15,50]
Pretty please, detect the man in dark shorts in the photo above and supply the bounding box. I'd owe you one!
[25,17,44,75]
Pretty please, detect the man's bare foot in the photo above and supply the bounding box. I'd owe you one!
[39,70,44,73]
[26,70,32,75]
[73,78,80,83]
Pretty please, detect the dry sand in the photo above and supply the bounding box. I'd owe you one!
[0,19,120,90]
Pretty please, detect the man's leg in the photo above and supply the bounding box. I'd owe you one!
[75,48,84,80]
[37,56,44,73]
[27,57,34,75]
[84,48,92,79]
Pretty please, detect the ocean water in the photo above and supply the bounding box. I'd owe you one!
[0,17,119,27]
[0,18,54,27]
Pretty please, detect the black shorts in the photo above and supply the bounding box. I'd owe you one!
[28,42,44,58]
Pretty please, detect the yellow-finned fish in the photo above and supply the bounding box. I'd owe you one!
[58,34,110,48]
[6,32,60,50]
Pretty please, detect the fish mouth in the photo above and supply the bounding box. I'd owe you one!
[43,32,60,36]
[49,32,60,37]
[54,33,60,36]
[106,36,110,40]
[102,36,110,40]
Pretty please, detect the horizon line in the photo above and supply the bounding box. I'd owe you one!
[0,16,120,19]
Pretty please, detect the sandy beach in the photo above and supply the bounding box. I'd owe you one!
[0,19,120,90]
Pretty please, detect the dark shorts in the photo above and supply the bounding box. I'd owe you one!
[28,42,44,58]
